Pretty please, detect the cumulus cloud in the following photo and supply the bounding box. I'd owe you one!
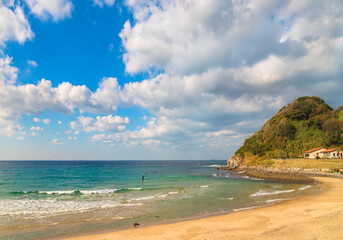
[52,138,64,145]
[58,120,62,124]
[1,0,343,158]
[30,126,43,131]
[16,135,25,140]
[70,115,130,132]
[0,60,121,121]
[0,2,34,46]
[120,0,289,75]
[0,56,124,138]
[27,60,38,67]
[42,118,50,124]
[113,0,343,153]
[93,0,115,7]
[0,118,24,137]
[24,0,73,22]
[33,117,40,122]
[0,55,18,85]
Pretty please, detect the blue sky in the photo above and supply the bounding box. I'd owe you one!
[0,0,342,160]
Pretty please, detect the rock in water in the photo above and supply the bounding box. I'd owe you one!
[226,155,243,170]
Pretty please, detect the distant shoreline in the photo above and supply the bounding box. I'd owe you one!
[64,177,343,240]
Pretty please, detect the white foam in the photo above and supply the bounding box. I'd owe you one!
[249,177,264,181]
[233,206,260,212]
[298,185,312,191]
[265,198,293,203]
[250,189,295,197]
[38,189,119,195]
[80,189,118,195]
[128,188,142,191]
[158,194,168,198]
[168,191,178,195]
[129,196,155,202]
[200,185,208,188]
[40,190,76,195]
[203,164,220,168]
[219,197,234,200]
[0,199,136,217]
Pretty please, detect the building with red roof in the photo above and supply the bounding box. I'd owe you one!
[304,148,343,159]
[304,147,326,159]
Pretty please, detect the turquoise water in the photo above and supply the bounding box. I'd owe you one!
[0,161,319,239]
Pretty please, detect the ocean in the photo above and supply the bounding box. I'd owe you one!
[0,160,319,239]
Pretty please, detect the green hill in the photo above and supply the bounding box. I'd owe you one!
[234,96,343,166]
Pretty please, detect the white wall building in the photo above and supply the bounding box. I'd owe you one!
[304,147,326,159]
[304,148,343,159]
[318,149,340,159]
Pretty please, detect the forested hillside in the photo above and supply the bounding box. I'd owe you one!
[235,96,343,164]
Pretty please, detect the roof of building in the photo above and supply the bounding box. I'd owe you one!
[304,147,326,153]
[319,149,337,153]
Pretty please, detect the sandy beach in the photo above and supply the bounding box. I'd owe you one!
[65,177,343,240]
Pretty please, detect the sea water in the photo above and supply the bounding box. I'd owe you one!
[0,160,320,239]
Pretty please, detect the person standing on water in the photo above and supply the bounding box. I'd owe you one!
[142,176,145,183]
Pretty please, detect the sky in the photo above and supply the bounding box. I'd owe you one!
[0,0,342,160]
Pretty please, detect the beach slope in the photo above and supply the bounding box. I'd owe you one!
[66,177,343,240]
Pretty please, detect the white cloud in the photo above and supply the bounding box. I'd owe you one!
[68,136,77,140]
[27,60,38,67]
[24,0,73,22]
[91,133,108,141]
[112,0,343,153]
[58,121,62,124]
[1,0,343,159]
[16,135,25,140]
[42,118,50,124]
[0,3,34,46]
[142,139,161,146]
[30,126,43,131]
[117,125,126,131]
[33,117,40,122]
[93,0,115,7]
[206,130,236,138]
[52,138,64,145]
[0,118,24,137]
[0,55,18,85]
[70,115,130,132]
[0,58,122,122]
[120,0,287,75]
[0,58,123,139]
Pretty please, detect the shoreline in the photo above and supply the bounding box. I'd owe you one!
[63,177,343,240]
[218,165,343,183]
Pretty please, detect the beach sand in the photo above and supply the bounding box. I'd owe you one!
[65,177,343,240]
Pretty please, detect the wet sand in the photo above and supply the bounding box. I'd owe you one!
[65,177,343,240]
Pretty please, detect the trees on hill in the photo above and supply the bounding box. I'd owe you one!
[235,97,343,162]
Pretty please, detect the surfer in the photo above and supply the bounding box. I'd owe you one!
[142,176,145,183]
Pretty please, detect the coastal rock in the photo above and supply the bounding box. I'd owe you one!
[226,155,243,170]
